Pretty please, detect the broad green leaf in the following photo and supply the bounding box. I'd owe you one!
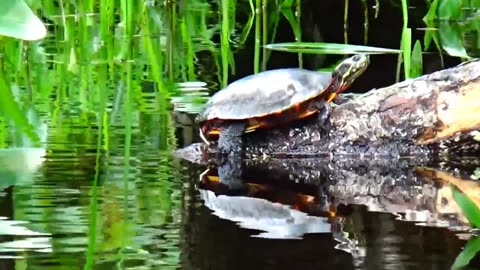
[422,0,445,55]
[462,14,480,58]
[451,185,480,228]
[264,42,400,54]
[410,40,423,78]
[423,0,440,22]
[451,236,480,270]
[281,0,295,8]
[24,0,41,9]
[280,4,302,67]
[0,0,46,40]
[438,21,470,59]
[472,0,480,8]
[423,28,434,52]
[437,0,464,20]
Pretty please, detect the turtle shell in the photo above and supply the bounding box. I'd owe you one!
[195,68,336,139]
[196,68,333,125]
[197,54,370,142]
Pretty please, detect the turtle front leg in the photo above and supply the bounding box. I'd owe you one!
[311,101,333,135]
[217,121,246,157]
[312,102,331,126]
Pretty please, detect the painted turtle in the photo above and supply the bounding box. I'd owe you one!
[195,54,370,155]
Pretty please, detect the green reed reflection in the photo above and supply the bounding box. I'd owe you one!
[0,1,478,269]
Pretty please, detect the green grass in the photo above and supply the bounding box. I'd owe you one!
[0,2,183,267]
[221,0,233,86]
[2,0,472,155]
[254,0,261,73]
[397,0,412,81]
[0,0,474,153]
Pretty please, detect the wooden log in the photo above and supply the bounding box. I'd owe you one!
[239,58,480,158]
[174,58,480,162]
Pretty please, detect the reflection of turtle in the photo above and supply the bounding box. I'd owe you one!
[199,159,337,215]
[198,188,333,240]
[197,164,338,239]
[195,54,370,155]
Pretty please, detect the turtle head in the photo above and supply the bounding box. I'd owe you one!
[333,54,370,93]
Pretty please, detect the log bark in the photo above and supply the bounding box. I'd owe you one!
[239,58,480,159]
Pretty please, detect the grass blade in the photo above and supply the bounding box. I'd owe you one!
[410,40,423,78]
[401,27,412,79]
[265,42,400,54]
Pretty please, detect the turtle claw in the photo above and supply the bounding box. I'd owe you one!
[199,128,211,145]
[333,93,360,105]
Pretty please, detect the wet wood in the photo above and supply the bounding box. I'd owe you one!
[236,58,480,158]
[329,58,480,146]
[175,58,480,161]
[416,166,480,225]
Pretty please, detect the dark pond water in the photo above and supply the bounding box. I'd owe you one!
[1,1,480,269]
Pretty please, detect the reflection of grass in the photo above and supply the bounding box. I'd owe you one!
[0,57,41,146]
[0,0,47,40]
[452,236,480,270]
[451,185,480,269]
[2,2,189,266]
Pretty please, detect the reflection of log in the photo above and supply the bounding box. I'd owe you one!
[204,158,478,230]
[416,166,480,225]
[184,159,473,269]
